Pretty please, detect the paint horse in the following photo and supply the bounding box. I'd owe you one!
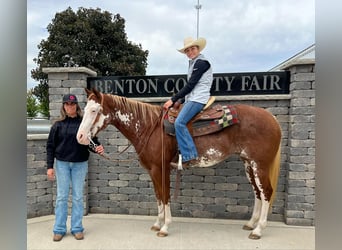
[76,88,281,240]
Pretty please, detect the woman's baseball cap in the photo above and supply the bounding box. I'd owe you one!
[63,94,78,103]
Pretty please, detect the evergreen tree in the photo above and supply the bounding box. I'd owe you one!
[27,89,39,118]
[31,7,149,117]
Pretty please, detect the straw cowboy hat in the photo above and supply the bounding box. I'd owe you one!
[178,37,206,53]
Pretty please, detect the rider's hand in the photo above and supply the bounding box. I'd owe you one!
[163,100,173,110]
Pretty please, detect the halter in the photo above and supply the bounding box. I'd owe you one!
[85,92,162,162]
[86,92,133,162]
[87,92,104,107]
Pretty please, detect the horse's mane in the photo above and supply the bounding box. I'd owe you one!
[106,94,162,124]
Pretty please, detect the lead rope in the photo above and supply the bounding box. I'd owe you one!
[161,110,167,218]
[161,110,182,201]
[88,135,134,162]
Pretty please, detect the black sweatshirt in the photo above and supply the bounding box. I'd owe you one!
[46,116,100,169]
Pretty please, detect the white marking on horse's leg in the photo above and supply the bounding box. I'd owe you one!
[157,203,172,237]
[151,201,163,231]
[244,197,261,230]
[243,160,261,230]
[250,199,270,239]
[248,160,269,239]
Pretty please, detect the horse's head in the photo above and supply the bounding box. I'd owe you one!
[76,88,110,145]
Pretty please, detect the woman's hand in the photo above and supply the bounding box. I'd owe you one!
[95,145,104,155]
[47,168,55,181]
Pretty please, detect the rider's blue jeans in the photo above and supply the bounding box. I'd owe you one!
[53,160,88,235]
[174,101,204,162]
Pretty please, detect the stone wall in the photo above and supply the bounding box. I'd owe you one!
[27,134,53,218]
[27,63,315,226]
[285,62,315,225]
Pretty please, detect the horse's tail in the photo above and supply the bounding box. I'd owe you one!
[269,141,281,209]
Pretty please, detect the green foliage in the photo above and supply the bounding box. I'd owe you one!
[33,82,49,118]
[31,7,149,116]
[27,89,39,118]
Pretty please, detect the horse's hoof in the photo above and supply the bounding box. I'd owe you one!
[243,225,254,231]
[150,225,160,232]
[248,233,261,240]
[157,231,168,237]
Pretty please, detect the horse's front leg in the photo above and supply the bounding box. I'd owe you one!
[150,201,172,237]
[151,201,163,231]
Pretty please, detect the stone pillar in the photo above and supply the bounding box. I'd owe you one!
[284,60,315,226]
[42,67,97,121]
[42,67,97,215]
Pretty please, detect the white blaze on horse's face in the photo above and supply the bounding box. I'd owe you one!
[77,100,108,145]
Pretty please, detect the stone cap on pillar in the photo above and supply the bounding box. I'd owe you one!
[42,67,97,76]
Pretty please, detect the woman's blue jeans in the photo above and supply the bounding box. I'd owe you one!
[53,160,88,235]
[174,101,204,162]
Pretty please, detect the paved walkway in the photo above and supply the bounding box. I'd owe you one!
[27,214,315,250]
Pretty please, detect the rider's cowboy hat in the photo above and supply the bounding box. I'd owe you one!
[178,37,206,54]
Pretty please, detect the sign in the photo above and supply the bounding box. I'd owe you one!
[87,71,290,98]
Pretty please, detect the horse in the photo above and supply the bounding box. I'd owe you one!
[76,88,281,240]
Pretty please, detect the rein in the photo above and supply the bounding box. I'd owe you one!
[88,135,134,162]
[161,110,182,202]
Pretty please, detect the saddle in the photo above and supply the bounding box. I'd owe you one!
[164,97,239,137]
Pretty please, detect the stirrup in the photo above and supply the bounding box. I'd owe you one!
[176,154,183,170]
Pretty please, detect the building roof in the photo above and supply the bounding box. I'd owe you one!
[269,44,315,71]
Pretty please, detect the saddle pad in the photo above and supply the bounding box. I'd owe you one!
[164,105,239,137]
[217,105,239,128]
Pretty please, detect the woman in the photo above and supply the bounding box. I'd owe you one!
[46,94,104,241]
[163,37,213,168]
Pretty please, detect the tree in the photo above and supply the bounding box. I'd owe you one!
[27,89,39,118]
[31,7,149,116]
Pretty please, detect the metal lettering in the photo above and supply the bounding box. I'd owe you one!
[223,76,235,91]
[212,76,222,91]
[136,79,147,94]
[87,71,289,97]
[113,79,124,94]
[104,80,113,93]
[175,78,187,91]
[126,79,135,94]
[147,78,158,93]
[270,75,281,90]
[164,78,175,93]
[250,76,261,90]
[241,76,251,91]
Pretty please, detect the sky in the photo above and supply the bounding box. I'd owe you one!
[27,0,315,89]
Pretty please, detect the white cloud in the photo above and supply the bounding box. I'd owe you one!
[27,0,314,89]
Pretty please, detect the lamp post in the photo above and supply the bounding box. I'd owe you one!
[195,0,202,38]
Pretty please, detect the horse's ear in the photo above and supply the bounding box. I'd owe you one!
[92,88,102,99]
[84,88,92,97]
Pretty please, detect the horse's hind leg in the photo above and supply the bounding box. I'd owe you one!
[243,197,261,231]
[243,160,272,239]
